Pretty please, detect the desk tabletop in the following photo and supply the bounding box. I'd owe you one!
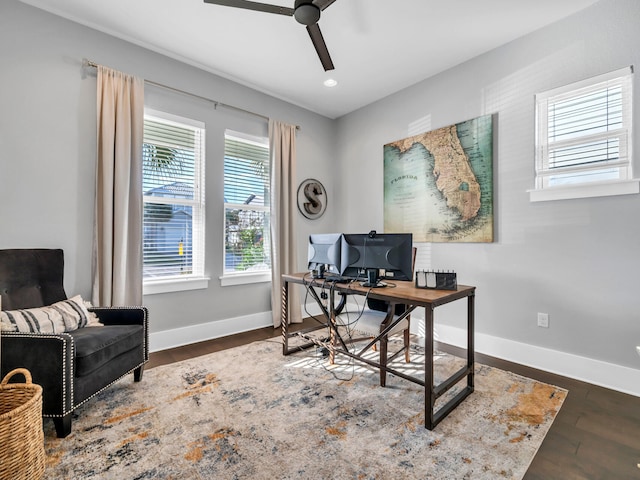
[282,272,475,308]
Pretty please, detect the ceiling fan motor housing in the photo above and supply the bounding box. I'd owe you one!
[294,0,320,25]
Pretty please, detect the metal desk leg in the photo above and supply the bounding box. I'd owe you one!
[468,293,475,392]
[425,291,475,430]
[424,304,435,429]
[329,291,336,364]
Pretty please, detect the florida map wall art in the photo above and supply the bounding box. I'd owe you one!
[384,114,493,242]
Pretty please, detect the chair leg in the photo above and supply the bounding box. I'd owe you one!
[53,413,72,438]
[134,365,144,382]
[404,328,411,363]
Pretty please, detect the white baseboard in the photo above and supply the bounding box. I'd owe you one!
[434,323,640,398]
[150,305,640,398]
[150,311,272,352]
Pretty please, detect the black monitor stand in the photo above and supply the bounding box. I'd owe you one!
[361,268,386,288]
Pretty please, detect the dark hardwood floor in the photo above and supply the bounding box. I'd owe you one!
[148,318,640,479]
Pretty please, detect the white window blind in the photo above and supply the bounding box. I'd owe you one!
[223,131,271,275]
[143,110,205,282]
[533,67,635,200]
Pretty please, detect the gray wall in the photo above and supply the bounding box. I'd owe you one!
[0,1,336,335]
[1,0,639,375]
[335,0,640,370]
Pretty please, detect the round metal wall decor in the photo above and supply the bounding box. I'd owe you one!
[297,178,327,220]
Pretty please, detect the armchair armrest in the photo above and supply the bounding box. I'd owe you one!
[0,332,74,417]
[89,306,148,327]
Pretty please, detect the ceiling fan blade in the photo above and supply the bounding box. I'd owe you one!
[203,0,294,17]
[306,23,334,71]
[313,0,337,11]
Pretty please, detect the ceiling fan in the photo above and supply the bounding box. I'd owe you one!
[203,0,337,71]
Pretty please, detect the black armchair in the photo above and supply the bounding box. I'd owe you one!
[0,249,148,438]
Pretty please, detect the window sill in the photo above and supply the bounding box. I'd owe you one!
[528,179,640,202]
[143,276,210,295]
[220,271,271,286]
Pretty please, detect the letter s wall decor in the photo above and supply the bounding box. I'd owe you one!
[297,179,327,220]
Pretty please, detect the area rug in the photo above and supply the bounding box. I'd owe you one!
[43,338,566,479]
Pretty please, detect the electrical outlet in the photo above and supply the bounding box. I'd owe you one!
[537,312,549,328]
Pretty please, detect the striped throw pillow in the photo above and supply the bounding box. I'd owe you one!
[0,295,93,333]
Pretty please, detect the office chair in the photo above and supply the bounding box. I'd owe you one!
[334,247,416,387]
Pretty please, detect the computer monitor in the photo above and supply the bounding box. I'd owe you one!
[340,232,413,282]
[307,233,342,276]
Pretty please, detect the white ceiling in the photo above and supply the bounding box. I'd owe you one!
[21,0,600,119]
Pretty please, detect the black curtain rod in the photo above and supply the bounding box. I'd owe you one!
[83,59,299,130]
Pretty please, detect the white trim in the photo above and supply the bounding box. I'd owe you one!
[533,67,634,198]
[433,323,640,398]
[142,109,207,282]
[144,107,205,129]
[220,271,271,286]
[324,302,640,396]
[536,65,633,100]
[143,276,210,295]
[225,129,269,147]
[149,310,272,352]
[149,302,640,397]
[528,178,639,202]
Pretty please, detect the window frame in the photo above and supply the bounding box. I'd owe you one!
[220,130,271,287]
[142,108,209,295]
[530,66,638,202]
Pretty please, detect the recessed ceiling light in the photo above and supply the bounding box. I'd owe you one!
[323,78,338,88]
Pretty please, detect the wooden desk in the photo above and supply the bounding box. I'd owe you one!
[281,272,475,430]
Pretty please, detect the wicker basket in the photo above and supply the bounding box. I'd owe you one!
[0,368,45,480]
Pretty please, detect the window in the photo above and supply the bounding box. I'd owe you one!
[142,109,206,292]
[532,66,637,201]
[223,131,271,283]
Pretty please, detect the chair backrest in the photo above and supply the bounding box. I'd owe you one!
[0,249,67,310]
[367,246,417,313]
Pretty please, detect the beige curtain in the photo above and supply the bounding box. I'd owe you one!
[269,119,301,327]
[92,66,144,306]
